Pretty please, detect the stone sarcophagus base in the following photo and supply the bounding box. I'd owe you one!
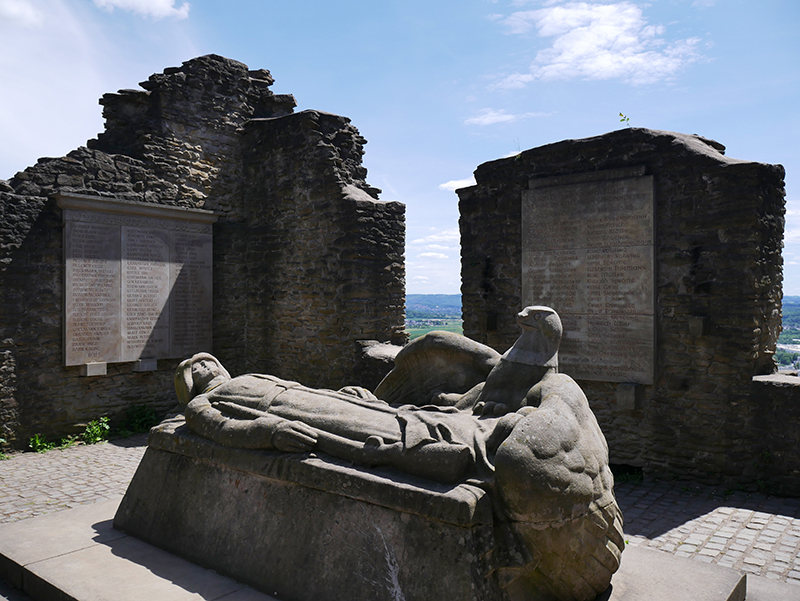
[114,418,507,601]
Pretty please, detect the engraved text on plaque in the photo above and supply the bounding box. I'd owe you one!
[522,167,655,384]
[59,195,217,367]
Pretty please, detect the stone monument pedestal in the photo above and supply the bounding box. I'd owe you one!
[115,418,505,601]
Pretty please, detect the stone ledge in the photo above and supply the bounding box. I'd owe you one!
[116,427,502,601]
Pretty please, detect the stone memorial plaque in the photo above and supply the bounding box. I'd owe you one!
[121,227,171,362]
[169,231,213,359]
[59,195,217,368]
[521,167,655,384]
[64,221,122,365]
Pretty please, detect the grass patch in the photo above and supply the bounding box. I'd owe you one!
[406,319,463,340]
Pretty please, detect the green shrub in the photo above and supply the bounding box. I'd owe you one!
[29,433,55,453]
[113,405,160,438]
[58,435,78,449]
[124,405,159,433]
[82,417,110,445]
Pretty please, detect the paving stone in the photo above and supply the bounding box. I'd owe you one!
[742,564,764,575]
[703,542,725,551]
[3,438,800,588]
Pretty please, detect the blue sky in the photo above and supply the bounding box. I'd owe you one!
[1,0,798,295]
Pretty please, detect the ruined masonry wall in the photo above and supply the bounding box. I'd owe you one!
[458,128,792,493]
[0,55,405,445]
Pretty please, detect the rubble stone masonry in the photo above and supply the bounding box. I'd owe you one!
[0,55,405,445]
[458,129,794,493]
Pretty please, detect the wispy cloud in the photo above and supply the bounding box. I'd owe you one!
[494,1,701,88]
[93,0,189,19]
[0,0,44,25]
[410,229,461,246]
[784,200,800,243]
[466,108,516,125]
[438,177,476,191]
[419,252,449,259]
[465,108,550,126]
[0,0,197,179]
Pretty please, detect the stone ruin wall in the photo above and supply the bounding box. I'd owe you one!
[0,55,406,446]
[458,128,796,493]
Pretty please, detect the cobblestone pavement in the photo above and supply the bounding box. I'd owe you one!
[2,436,800,588]
[616,479,800,587]
[0,435,147,524]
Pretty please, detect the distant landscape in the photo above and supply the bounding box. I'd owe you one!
[405,294,462,339]
[777,295,800,366]
[407,294,800,367]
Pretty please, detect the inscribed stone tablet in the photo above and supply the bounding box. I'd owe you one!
[59,195,217,368]
[121,226,171,361]
[522,167,655,384]
[169,231,213,358]
[64,220,122,365]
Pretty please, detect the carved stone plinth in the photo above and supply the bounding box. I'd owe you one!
[115,419,505,601]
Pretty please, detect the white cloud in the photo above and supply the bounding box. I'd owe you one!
[410,228,461,246]
[784,200,800,243]
[438,177,476,191]
[494,1,701,87]
[0,0,197,179]
[93,0,189,19]
[465,108,516,125]
[406,228,462,294]
[465,107,550,126]
[0,0,44,25]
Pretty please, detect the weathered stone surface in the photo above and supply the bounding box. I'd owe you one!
[458,128,789,493]
[375,330,501,407]
[521,167,655,384]
[116,420,501,601]
[0,55,405,445]
[157,307,623,600]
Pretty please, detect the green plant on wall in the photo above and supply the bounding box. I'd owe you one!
[619,112,631,127]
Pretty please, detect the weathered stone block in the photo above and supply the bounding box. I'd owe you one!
[116,419,502,601]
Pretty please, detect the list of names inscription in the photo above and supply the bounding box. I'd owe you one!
[522,167,655,384]
[60,196,217,367]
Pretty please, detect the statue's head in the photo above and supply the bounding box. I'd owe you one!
[502,306,562,367]
[174,353,231,405]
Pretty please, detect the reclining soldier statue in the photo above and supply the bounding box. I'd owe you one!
[174,306,624,601]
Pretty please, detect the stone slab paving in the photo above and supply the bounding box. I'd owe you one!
[2,435,800,591]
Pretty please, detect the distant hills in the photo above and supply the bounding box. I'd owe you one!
[405,294,800,328]
[783,296,800,329]
[406,294,461,319]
